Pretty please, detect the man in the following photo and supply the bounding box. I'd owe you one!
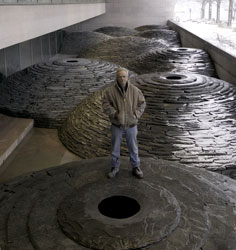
[102,68,146,179]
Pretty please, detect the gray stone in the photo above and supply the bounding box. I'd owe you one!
[80,36,168,69]
[94,26,138,37]
[0,157,236,249]
[135,29,181,47]
[135,25,172,31]
[128,47,217,77]
[0,58,119,128]
[59,72,236,173]
[60,31,112,55]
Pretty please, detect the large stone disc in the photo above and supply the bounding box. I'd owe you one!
[0,157,236,250]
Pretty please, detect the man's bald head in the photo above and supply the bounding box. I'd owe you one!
[116,68,129,88]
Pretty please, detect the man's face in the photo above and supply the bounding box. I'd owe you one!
[117,70,128,88]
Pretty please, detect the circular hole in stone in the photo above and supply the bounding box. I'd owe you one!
[166,75,183,80]
[98,196,140,219]
[66,60,79,63]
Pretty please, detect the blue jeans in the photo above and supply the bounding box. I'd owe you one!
[111,124,140,169]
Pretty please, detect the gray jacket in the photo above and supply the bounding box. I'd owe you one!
[102,81,146,128]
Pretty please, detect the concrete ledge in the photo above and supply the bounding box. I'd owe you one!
[0,3,106,49]
[0,114,34,168]
[168,20,236,85]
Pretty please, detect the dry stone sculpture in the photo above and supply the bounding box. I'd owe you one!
[80,36,168,69]
[0,157,236,249]
[94,26,138,37]
[135,24,172,31]
[59,31,112,56]
[60,72,236,173]
[128,47,217,77]
[0,58,119,128]
[135,29,181,47]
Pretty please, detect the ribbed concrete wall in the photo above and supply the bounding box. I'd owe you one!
[76,0,177,31]
[168,20,236,86]
[0,31,64,76]
[0,2,105,76]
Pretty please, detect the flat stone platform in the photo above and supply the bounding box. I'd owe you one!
[0,157,236,250]
[0,114,33,169]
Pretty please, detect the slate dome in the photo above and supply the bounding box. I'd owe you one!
[59,72,236,173]
[0,58,119,128]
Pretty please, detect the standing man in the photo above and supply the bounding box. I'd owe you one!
[102,68,146,179]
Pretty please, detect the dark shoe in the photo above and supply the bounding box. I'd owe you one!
[108,167,119,178]
[132,167,143,179]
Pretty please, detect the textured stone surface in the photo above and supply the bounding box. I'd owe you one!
[94,26,138,37]
[59,72,236,173]
[59,89,111,158]
[0,58,119,128]
[128,47,217,77]
[79,36,168,69]
[0,157,236,250]
[135,29,181,47]
[60,31,112,56]
[135,25,172,31]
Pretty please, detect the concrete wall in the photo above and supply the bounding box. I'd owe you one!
[0,30,64,76]
[0,3,105,50]
[0,2,105,76]
[168,20,236,85]
[74,0,177,31]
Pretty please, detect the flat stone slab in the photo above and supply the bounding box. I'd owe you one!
[0,157,236,250]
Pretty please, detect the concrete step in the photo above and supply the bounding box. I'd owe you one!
[0,114,34,167]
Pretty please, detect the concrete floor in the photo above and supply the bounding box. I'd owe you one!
[0,125,80,183]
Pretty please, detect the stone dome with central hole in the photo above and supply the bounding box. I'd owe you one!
[59,72,236,173]
[0,58,120,128]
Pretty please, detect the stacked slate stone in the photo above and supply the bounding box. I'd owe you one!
[94,26,138,37]
[59,31,112,56]
[135,24,172,31]
[128,47,217,77]
[134,72,236,171]
[59,72,236,172]
[1,157,236,250]
[80,36,168,69]
[0,58,119,128]
[59,89,112,158]
[135,29,181,47]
